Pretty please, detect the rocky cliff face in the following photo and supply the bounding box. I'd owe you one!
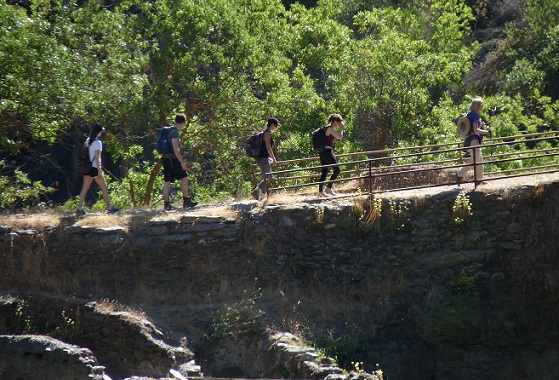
[1,181,559,379]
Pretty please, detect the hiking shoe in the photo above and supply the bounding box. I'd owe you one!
[76,208,86,216]
[324,187,337,196]
[318,191,329,198]
[107,206,121,214]
[251,188,262,200]
[164,202,174,211]
[183,198,198,208]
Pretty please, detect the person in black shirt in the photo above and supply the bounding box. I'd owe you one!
[251,117,280,200]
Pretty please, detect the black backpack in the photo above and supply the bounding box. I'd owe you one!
[76,145,92,174]
[245,130,264,157]
[311,127,327,152]
[156,126,174,154]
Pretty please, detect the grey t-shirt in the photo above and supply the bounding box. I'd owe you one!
[162,127,180,159]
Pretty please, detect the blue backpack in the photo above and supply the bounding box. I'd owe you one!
[156,126,174,154]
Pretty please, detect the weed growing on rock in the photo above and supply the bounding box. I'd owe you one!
[344,195,382,238]
[451,193,472,226]
[52,308,80,340]
[274,363,290,378]
[309,207,325,233]
[374,364,384,379]
[387,199,409,232]
[415,267,485,345]
[352,361,364,373]
[320,335,367,372]
[204,287,265,345]
[15,299,33,333]
[528,182,548,207]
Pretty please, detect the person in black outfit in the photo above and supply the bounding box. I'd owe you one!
[318,114,344,197]
[161,113,198,210]
[251,117,280,200]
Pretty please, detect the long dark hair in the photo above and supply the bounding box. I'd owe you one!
[327,113,343,127]
[87,123,105,146]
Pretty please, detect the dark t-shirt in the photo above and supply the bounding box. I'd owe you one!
[325,126,335,149]
[162,127,180,159]
[258,129,274,158]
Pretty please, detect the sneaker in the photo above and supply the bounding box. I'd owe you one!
[251,188,262,201]
[324,187,337,196]
[318,191,329,198]
[164,202,174,211]
[76,208,86,216]
[107,206,121,214]
[183,198,198,208]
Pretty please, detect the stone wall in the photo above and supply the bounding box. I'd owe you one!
[2,181,559,379]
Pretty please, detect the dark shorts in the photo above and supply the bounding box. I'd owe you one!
[162,157,188,182]
[85,167,99,177]
[319,149,337,166]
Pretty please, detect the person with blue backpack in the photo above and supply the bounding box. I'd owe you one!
[456,98,491,182]
[158,113,197,210]
[317,114,345,198]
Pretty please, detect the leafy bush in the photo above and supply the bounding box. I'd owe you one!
[0,162,53,210]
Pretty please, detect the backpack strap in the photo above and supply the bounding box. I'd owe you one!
[466,112,473,135]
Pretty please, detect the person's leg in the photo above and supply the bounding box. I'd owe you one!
[180,177,197,207]
[169,159,196,208]
[320,150,338,193]
[94,172,111,208]
[327,150,340,188]
[318,152,329,193]
[255,158,271,194]
[78,176,94,209]
[179,177,189,197]
[471,139,484,180]
[162,181,171,201]
[162,158,174,209]
[457,138,474,179]
[456,154,473,178]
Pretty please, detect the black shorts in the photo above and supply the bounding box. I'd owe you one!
[162,157,188,182]
[319,149,337,166]
[85,167,99,177]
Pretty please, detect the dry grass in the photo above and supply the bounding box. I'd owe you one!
[0,203,242,233]
[95,297,149,321]
[0,213,62,231]
[74,214,130,230]
[266,180,360,205]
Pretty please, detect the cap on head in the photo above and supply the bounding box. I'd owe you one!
[267,117,281,127]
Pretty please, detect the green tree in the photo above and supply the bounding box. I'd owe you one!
[335,1,476,150]
[0,0,147,207]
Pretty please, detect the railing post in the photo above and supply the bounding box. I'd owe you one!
[473,143,478,189]
[251,164,257,189]
[356,154,362,191]
[265,172,272,197]
[368,160,373,195]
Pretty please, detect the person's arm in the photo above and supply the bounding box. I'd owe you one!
[472,120,490,135]
[94,149,101,170]
[325,126,344,141]
[172,137,187,169]
[263,131,277,166]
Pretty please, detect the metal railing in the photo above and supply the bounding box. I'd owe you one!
[251,131,559,197]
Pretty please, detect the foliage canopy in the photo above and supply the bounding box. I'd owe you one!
[1,0,559,209]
